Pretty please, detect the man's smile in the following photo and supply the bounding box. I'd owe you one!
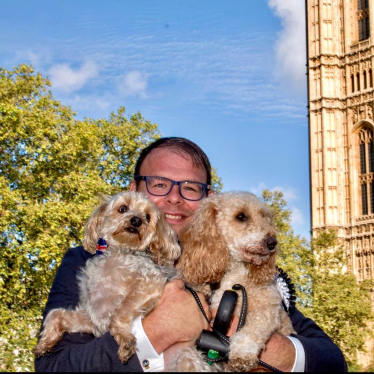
[165,213,184,220]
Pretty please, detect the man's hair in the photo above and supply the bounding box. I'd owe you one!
[134,137,212,186]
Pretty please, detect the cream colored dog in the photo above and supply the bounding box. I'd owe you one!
[34,191,181,363]
[175,191,295,372]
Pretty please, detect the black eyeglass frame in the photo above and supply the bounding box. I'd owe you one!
[134,175,212,201]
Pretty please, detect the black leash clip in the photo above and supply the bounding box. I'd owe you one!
[195,284,247,363]
[197,288,238,359]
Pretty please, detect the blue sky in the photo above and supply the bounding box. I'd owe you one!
[1,0,310,238]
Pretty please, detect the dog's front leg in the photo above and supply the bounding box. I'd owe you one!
[227,305,283,372]
[34,308,94,356]
[109,282,165,364]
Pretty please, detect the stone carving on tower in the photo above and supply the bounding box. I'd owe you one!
[306,0,374,367]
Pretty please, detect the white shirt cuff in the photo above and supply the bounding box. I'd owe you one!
[132,316,165,372]
[287,336,305,372]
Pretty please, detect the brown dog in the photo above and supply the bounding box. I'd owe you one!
[175,191,294,372]
[34,191,181,363]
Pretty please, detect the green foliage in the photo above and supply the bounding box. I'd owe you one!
[261,190,312,311]
[0,64,160,371]
[211,166,223,193]
[261,190,374,368]
[309,230,374,366]
[366,359,374,372]
[0,305,41,372]
[347,361,365,372]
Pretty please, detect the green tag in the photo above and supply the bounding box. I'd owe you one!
[207,349,220,365]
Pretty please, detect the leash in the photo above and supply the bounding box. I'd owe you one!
[186,284,283,372]
[185,285,230,349]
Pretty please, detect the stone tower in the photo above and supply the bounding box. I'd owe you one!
[306,0,374,367]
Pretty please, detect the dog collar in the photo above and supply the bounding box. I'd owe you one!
[96,238,107,256]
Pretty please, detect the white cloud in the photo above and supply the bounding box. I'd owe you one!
[5,49,52,70]
[271,185,298,201]
[24,51,43,66]
[67,94,111,111]
[119,71,148,98]
[267,0,306,93]
[48,61,98,93]
[250,183,298,202]
[250,182,268,198]
[290,206,304,225]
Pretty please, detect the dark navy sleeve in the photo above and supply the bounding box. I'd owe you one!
[290,308,348,372]
[34,246,143,372]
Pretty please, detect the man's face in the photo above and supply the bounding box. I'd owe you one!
[130,147,213,235]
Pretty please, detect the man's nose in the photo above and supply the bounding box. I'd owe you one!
[165,184,183,204]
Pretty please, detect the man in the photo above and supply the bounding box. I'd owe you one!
[35,137,347,372]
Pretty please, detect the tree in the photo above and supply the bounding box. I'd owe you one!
[261,190,374,368]
[0,64,224,371]
[0,64,160,371]
[261,190,312,311]
[309,230,374,368]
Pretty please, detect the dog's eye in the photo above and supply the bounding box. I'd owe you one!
[146,214,151,223]
[118,205,128,213]
[236,212,248,222]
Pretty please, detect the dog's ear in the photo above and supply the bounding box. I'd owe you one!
[147,212,181,265]
[178,198,229,285]
[83,197,110,254]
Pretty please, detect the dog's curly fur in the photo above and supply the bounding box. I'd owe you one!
[175,191,295,372]
[34,191,181,363]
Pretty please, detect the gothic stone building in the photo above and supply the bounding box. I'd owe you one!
[306,0,374,367]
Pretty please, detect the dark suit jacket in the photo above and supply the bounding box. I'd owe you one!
[35,246,347,372]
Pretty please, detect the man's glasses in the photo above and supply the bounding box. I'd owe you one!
[134,175,211,201]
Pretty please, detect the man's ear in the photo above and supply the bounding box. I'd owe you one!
[129,180,137,192]
[208,189,215,197]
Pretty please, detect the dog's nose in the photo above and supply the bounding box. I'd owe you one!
[130,216,142,227]
[264,236,277,251]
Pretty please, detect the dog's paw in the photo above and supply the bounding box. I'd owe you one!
[226,356,258,372]
[33,308,69,357]
[116,333,137,363]
[33,342,48,357]
[228,335,260,372]
[33,336,58,357]
[33,328,64,357]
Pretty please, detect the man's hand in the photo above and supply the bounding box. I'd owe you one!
[250,332,295,372]
[142,279,210,354]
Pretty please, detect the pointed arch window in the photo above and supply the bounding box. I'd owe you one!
[357,73,361,91]
[358,0,370,41]
[359,127,374,215]
[358,0,369,10]
[351,74,355,92]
